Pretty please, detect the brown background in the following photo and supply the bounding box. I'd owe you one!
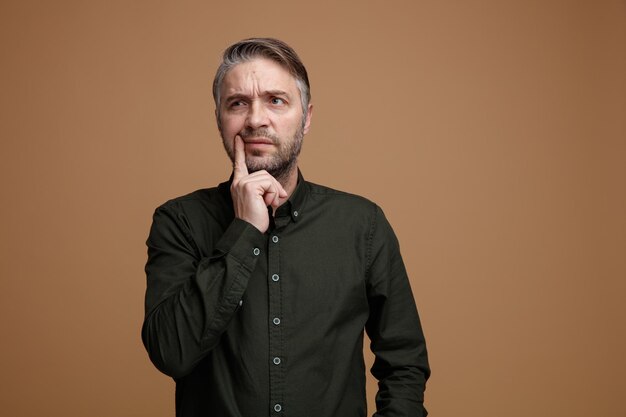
[1,1,624,416]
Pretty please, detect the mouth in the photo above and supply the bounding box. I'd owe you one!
[244,138,274,145]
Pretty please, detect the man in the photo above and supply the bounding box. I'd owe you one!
[142,38,430,417]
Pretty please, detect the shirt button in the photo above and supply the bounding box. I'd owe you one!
[273,357,281,365]
[274,404,282,412]
[272,235,279,243]
[272,317,281,325]
[271,274,279,282]
[238,299,243,306]
[253,248,260,256]
[293,210,298,217]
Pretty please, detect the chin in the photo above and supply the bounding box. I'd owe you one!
[246,156,273,170]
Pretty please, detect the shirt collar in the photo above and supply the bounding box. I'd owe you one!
[278,169,307,222]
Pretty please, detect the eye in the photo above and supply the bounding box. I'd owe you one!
[270,97,285,105]
[230,100,245,107]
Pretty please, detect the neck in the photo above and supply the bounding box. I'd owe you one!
[275,164,299,205]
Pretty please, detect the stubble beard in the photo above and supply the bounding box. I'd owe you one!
[223,125,304,184]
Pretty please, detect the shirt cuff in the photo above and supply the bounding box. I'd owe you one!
[213,218,265,269]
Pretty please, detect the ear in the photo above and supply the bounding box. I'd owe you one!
[303,104,313,134]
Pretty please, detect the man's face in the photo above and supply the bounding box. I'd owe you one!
[217,58,312,179]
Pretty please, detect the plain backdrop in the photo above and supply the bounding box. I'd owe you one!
[1,1,624,416]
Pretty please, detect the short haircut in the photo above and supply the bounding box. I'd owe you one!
[212,38,311,118]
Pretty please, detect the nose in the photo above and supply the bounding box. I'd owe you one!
[245,100,269,129]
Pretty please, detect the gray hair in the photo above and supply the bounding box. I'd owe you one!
[212,38,311,120]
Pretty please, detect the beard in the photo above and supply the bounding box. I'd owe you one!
[223,125,304,183]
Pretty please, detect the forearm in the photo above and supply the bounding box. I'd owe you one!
[142,251,252,377]
[142,206,263,378]
[371,352,429,416]
[369,305,430,416]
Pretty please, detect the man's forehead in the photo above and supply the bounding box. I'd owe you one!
[221,58,298,95]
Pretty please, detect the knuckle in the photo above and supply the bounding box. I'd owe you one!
[241,181,255,192]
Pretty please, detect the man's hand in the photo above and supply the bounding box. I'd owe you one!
[230,135,287,233]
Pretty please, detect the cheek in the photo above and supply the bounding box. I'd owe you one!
[221,136,235,161]
[219,115,241,136]
[283,114,305,133]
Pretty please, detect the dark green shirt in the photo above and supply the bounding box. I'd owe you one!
[142,173,430,417]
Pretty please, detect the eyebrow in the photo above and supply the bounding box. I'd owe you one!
[223,94,248,104]
[263,90,290,97]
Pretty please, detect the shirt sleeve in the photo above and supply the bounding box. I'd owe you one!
[365,205,431,416]
[141,203,265,378]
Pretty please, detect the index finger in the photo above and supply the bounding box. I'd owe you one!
[233,135,248,179]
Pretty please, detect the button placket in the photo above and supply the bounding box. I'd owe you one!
[267,232,283,413]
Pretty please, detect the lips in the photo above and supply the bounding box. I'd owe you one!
[244,138,274,145]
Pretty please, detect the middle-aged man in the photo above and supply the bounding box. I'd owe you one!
[142,37,430,417]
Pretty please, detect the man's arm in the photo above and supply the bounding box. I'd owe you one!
[142,208,264,378]
[142,135,286,378]
[365,206,430,416]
